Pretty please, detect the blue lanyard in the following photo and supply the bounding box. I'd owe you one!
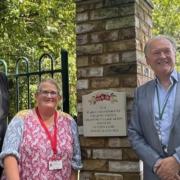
[156,82,175,120]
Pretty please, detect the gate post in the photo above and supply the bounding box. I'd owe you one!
[61,49,69,113]
[76,0,153,179]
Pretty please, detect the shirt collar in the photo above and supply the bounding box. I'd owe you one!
[155,69,178,85]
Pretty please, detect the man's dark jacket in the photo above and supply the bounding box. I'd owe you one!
[0,72,8,175]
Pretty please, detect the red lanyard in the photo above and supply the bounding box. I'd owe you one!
[35,107,58,155]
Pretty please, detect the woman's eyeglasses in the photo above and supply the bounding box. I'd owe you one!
[39,90,59,97]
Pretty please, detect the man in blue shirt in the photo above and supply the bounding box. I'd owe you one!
[128,35,180,180]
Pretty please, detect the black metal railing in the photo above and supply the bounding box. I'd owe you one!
[0,49,69,117]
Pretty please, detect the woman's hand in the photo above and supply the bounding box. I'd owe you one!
[70,169,78,180]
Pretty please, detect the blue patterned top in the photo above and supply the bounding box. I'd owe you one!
[0,110,82,170]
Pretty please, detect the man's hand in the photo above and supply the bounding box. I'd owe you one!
[155,156,179,180]
[175,173,180,180]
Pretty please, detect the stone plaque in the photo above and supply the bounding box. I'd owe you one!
[82,90,126,137]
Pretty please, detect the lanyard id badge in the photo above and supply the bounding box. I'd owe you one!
[35,107,63,170]
[49,158,63,170]
[156,82,175,120]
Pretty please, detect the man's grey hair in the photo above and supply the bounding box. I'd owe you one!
[144,35,177,57]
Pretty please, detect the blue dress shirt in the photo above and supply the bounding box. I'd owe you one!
[154,70,178,147]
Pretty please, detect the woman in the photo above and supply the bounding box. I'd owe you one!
[0,78,82,180]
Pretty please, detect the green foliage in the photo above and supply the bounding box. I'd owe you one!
[0,0,76,60]
[0,0,77,116]
[152,0,180,69]
[1,0,179,117]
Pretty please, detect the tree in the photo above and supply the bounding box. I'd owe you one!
[0,0,77,115]
[152,0,180,69]
[1,0,179,116]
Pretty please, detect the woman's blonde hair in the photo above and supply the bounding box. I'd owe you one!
[36,78,60,95]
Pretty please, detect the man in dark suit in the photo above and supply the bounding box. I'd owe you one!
[128,35,180,180]
[0,72,8,176]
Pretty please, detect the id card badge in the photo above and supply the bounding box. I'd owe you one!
[49,155,63,171]
[49,159,63,170]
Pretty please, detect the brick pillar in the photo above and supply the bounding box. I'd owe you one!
[76,0,153,180]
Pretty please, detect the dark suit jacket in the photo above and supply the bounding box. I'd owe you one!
[0,72,8,175]
[128,73,180,180]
